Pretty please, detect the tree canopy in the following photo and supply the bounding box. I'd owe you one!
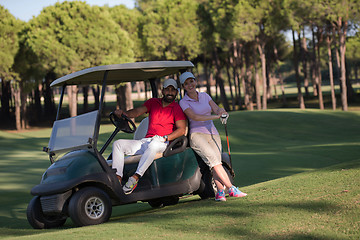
[140,0,201,60]
[25,1,134,77]
[0,0,359,130]
[0,6,21,79]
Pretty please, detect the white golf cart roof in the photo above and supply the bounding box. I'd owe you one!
[50,61,194,87]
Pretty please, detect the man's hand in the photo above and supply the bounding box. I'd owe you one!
[114,109,126,118]
[152,135,166,143]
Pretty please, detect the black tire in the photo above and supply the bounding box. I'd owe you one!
[162,196,179,206]
[68,187,112,227]
[148,196,179,208]
[27,196,67,229]
[198,169,217,199]
[148,198,164,208]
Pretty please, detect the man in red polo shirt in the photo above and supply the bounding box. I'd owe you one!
[112,78,186,194]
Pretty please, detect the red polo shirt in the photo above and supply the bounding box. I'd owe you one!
[143,98,186,138]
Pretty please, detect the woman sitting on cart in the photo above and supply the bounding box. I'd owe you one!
[179,72,247,201]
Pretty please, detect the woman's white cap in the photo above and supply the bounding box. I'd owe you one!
[179,72,195,84]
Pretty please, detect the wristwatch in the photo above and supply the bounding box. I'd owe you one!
[163,135,168,141]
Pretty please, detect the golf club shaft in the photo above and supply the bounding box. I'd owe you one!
[225,126,231,156]
[224,124,235,177]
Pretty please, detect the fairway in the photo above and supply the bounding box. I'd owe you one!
[0,109,359,239]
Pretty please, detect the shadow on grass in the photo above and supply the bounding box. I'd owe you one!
[1,198,346,239]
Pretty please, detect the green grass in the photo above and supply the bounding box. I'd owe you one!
[0,109,359,239]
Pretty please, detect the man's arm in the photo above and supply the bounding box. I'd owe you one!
[115,105,147,119]
[166,119,186,141]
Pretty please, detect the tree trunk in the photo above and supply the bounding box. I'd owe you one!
[345,61,355,101]
[44,72,56,119]
[225,59,235,110]
[279,73,287,106]
[316,29,324,110]
[272,74,278,99]
[266,61,272,99]
[245,67,254,111]
[326,34,337,110]
[300,30,310,97]
[68,85,78,117]
[253,45,262,110]
[237,42,244,109]
[311,58,318,97]
[244,47,254,111]
[241,68,248,110]
[145,81,148,100]
[1,80,11,123]
[210,71,215,100]
[20,83,27,129]
[125,82,133,111]
[338,18,348,111]
[213,47,230,111]
[257,37,267,110]
[11,82,22,130]
[204,54,211,97]
[273,45,284,103]
[116,83,133,111]
[311,28,318,97]
[292,29,305,109]
[231,40,239,107]
[92,86,100,110]
[34,84,42,121]
[83,86,89,112]
[333,36,341,84]
[354,65,358,81]
[312,28,323,109]
[115,86,121,110]
[134,82,139,99]
[211,59,218,101]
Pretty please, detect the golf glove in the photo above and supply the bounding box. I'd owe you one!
[152,135,166,143]
[220,114,229,125]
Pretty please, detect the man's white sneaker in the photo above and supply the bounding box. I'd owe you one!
[123,176,138,195]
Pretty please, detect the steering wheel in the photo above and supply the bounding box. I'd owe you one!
[109,112,136,134]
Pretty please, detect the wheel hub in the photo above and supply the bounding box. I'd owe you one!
[85,197,104,219]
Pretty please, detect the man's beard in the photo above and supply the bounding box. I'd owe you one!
[163,94,175,103]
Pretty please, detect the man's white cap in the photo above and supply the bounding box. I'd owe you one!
[163,78,178,89]
[179,72,195,84]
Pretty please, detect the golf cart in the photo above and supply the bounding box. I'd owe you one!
[27,61,234,229]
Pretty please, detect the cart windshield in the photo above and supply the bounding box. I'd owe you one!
[48,110,98,155]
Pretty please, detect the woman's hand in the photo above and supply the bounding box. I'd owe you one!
[220,113,229,124]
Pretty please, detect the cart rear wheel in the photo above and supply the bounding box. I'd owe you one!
[27,196,67,229]
[198,170,217,199]
[68,187,112,227]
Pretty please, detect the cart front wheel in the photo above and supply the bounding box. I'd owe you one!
[68,187,112,227]
[27,196,67,229]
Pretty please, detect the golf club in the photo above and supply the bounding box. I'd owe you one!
[221,114,235,178]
